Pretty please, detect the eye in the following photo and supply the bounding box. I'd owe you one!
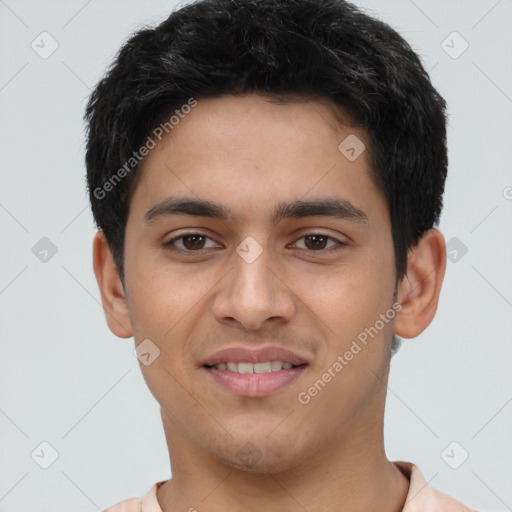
[164,232,221,252]
[290,233,347,252]
[163,231,348,254]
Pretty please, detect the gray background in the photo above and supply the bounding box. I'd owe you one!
[0,0,511,510]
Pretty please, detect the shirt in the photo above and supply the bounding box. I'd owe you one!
[103,460,478,511]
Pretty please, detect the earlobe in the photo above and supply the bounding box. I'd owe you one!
[394,228,446,339]
[92,231,133,338]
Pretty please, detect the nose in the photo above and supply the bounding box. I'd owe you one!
[211,243,296,331]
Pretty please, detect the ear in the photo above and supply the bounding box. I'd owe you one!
[394,228,446,339]
[92,231,133,338]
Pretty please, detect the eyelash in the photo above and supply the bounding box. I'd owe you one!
[163,232,348,255]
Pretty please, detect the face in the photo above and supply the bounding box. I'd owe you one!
[122,93,399,472]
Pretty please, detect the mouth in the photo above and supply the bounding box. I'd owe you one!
[200,345,310,397]
[201,360,308,397]
[204,360,307,373]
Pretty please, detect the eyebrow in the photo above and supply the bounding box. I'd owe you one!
[144,196,369,224]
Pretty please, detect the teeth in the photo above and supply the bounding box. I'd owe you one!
[270,361,283,371]
[238,362,254,374]
[212,361,299,373]
[254,362,271,373]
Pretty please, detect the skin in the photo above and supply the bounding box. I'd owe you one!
[93,93,446,512]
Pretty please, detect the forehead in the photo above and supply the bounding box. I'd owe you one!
[128,93,386,226]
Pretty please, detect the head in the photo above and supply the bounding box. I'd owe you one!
[86,0,447,473]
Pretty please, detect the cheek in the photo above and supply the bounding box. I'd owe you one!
[302,252,394,342]
[299,242,396,407]
[124,245,209,339]
[125,263,207,409]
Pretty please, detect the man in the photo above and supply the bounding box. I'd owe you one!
[85,0,477,510]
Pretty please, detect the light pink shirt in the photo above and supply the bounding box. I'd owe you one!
[103,460,478,511]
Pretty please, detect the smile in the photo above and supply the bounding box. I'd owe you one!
[202,363,308,397]
[207,361,303,373]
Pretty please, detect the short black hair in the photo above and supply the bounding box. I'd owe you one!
[85,0,448,283]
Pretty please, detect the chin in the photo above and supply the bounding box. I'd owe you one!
[208,437,304,475]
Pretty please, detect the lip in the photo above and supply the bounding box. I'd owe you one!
[202,365,308,397]
[200,345,309,366]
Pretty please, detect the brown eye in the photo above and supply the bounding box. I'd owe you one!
[181,234,206,250]
[164,233,220,252]
[291,233,346,252]
[303,234,329,250]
